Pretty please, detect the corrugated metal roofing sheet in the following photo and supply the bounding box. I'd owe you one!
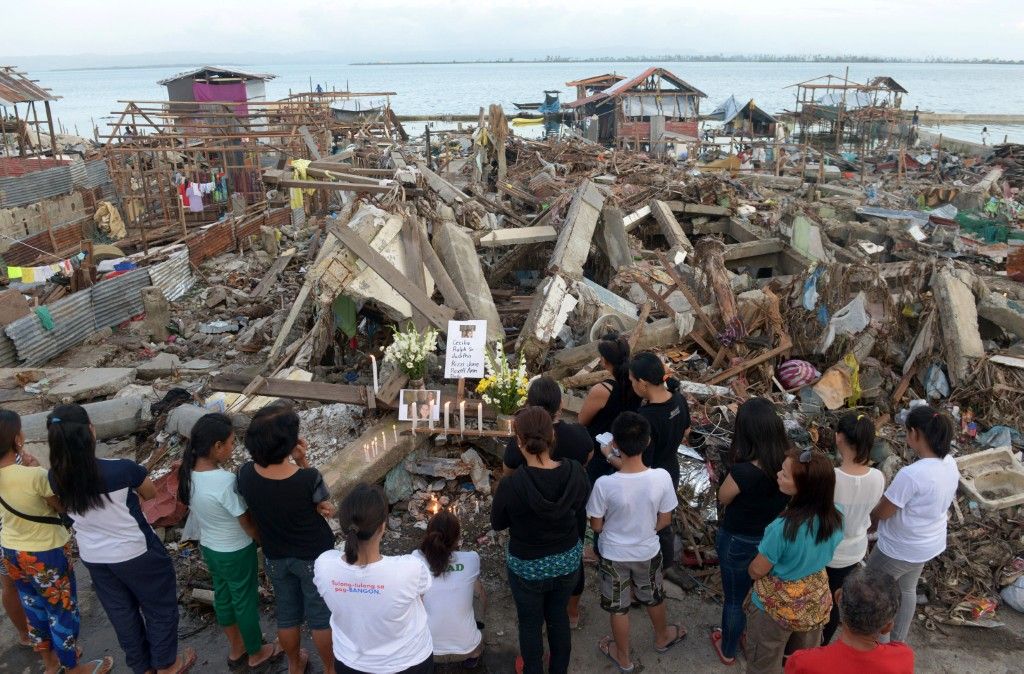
[4,291,95,365]
[148,250,194,301]
[157,65,276,85]
[0,334,18,368]
[82,159,111,189]
[92,269,150,328]
[0,66,59,105]
[0,165,73,208]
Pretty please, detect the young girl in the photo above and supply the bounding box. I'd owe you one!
[711,398,791,666]
[236,402,335,674]
[46,404,194,674]
[313,483,434,673]
[177,413,282,670]
[0,408,113,674]
[491,407,590,674]
[867,405,959,643]
[822,413,884,645]
[414,510,486,668]
[628,352,690,580]
[746,449,844,673]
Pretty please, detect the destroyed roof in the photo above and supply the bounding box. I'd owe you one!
[0,66,59,105]
[867,76,909,93]
[157,66,277,85]
[566,66,707,109]
[789,73,908,94]
[707,96,778,124]
[565,73,626,87]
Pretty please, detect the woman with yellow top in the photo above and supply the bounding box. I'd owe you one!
[0,409,112,674]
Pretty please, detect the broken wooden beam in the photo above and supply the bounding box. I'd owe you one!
[211,374,369,405]
[250,248,295,300]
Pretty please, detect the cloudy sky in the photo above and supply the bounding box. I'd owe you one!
[4,0,1023,64]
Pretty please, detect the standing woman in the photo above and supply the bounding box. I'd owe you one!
[710,398,791,666]
[866,406,959,644]
[177,413,282,670]
[313,483,434,673]
[746,449,844,673]
[628,352,690,579]
[577,332,640,483]
[413,510,486,667]
[822,413,885,645]
[0,409,113,674]
[492,407,591,674]
[46,404,195,674]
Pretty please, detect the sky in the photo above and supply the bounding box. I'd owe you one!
[3,0,1023,65]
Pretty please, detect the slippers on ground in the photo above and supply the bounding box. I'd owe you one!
[654,624,687,654]
[227,653,247,670]
[172,647,198,674]
[291,648,311,674]
[73,656,114,674]
[598,636,636,673]
[710,628,736,666]
[248,642,286,671]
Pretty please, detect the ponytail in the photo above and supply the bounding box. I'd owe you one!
[177,413,233,507]
[629,351,680,394]
[905,405,953,458]
[47,404,107,514]
[836,412,875,465]
[419,510,460,576]
[598,332,639,407]
[513,406,555,456]
[338,483,387,565]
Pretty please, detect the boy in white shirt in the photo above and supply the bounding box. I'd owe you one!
[587,412,686,672]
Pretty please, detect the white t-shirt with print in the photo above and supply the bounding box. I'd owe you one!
[586,467,678,562]
[829,467,885,568]
[877,455,960,564]
[313,550,433,672]
[412,549,482,656]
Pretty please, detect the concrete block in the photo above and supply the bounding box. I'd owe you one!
[165,404,210,439]
[932,267,984,385]
[320,416,428,503]
[978,293,1024,339]
[22,396,147,442]
[44,368,137,404]
[136,353,182,380]
[478,226,557,247]
[434,220,504,343]
[548,180,604,278]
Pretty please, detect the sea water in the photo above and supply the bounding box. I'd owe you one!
[38,60,1024,143]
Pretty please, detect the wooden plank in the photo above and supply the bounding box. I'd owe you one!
[328,223,454,331]
[267,178,398,194]
[478,226,558,247]
[212,374,368,405]
[250,248,295,300]
[415,220,470,316]
[400,215,429,330]
[298,125,323,160]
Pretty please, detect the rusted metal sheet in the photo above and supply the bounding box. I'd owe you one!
[148,250,194,301]
[92,268,150,328]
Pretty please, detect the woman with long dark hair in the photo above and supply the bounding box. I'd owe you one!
[491,407,590,674]
[711,398,792,666]
[313,483,434,673]
[413,510,485,668]
[822,413,884,645]
[177,413,282,670]
[746,449,844,673]
[577,332,640,483]
[0,408,113,674]
[866,405,959,644]
[46,404,194,674]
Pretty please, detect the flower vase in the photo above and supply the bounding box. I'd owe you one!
[496,413,515,435]
[408,378,425,390]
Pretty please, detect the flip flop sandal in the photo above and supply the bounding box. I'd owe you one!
[598,636,636,673]
[710,628,736,666]
[248,643,286,672]
[66,656,114,674]
[173,647,198,674]
[227,653,247,670]
[654,624,687,653]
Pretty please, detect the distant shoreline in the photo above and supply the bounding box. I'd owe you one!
[352,56,1024,66]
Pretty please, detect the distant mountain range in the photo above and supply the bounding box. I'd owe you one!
[353,54,1024,66]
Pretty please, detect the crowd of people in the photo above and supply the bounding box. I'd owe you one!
[0,331,960,673]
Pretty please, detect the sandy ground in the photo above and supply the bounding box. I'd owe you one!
[3,561,1024,674]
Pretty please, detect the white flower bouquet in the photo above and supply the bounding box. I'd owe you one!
[383,323,438,380]
[475,342,529,415]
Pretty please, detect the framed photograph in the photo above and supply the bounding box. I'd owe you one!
[398,389,441,422]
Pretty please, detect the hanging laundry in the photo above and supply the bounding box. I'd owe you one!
[187,182,204,213]
[178,182,189,207]
[6,266,23,280]
[22,268,36,283]
[34,306,55,331]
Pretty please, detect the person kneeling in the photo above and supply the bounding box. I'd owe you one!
[784,567,914,673]
[587,412,686,672]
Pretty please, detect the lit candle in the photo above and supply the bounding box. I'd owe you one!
[459,401,466,437]
[379,432,385,449]
[477,402,483,431]
[506,418,514,436]
[393,424,398,443]
[444,402,451,434]
[370,355,379,393]
[363,444,370,460]
[475,498,480,514]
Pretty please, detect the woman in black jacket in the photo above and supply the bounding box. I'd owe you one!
[492,407,590,674]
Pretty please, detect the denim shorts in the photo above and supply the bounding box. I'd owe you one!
[263,556,332,630]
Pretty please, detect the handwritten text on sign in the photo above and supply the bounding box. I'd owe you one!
[444,320,487,378]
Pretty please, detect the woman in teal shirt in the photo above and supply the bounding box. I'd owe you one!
[746,449,844,674]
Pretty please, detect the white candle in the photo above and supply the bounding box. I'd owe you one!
[444,402,451,434]
[477,402,483,431]
[393,424,398,443]
[370,355,379,393]
[412,402,419,432]
[459,401,466,436]
[363,444,370,460]
[428,404,435,431]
